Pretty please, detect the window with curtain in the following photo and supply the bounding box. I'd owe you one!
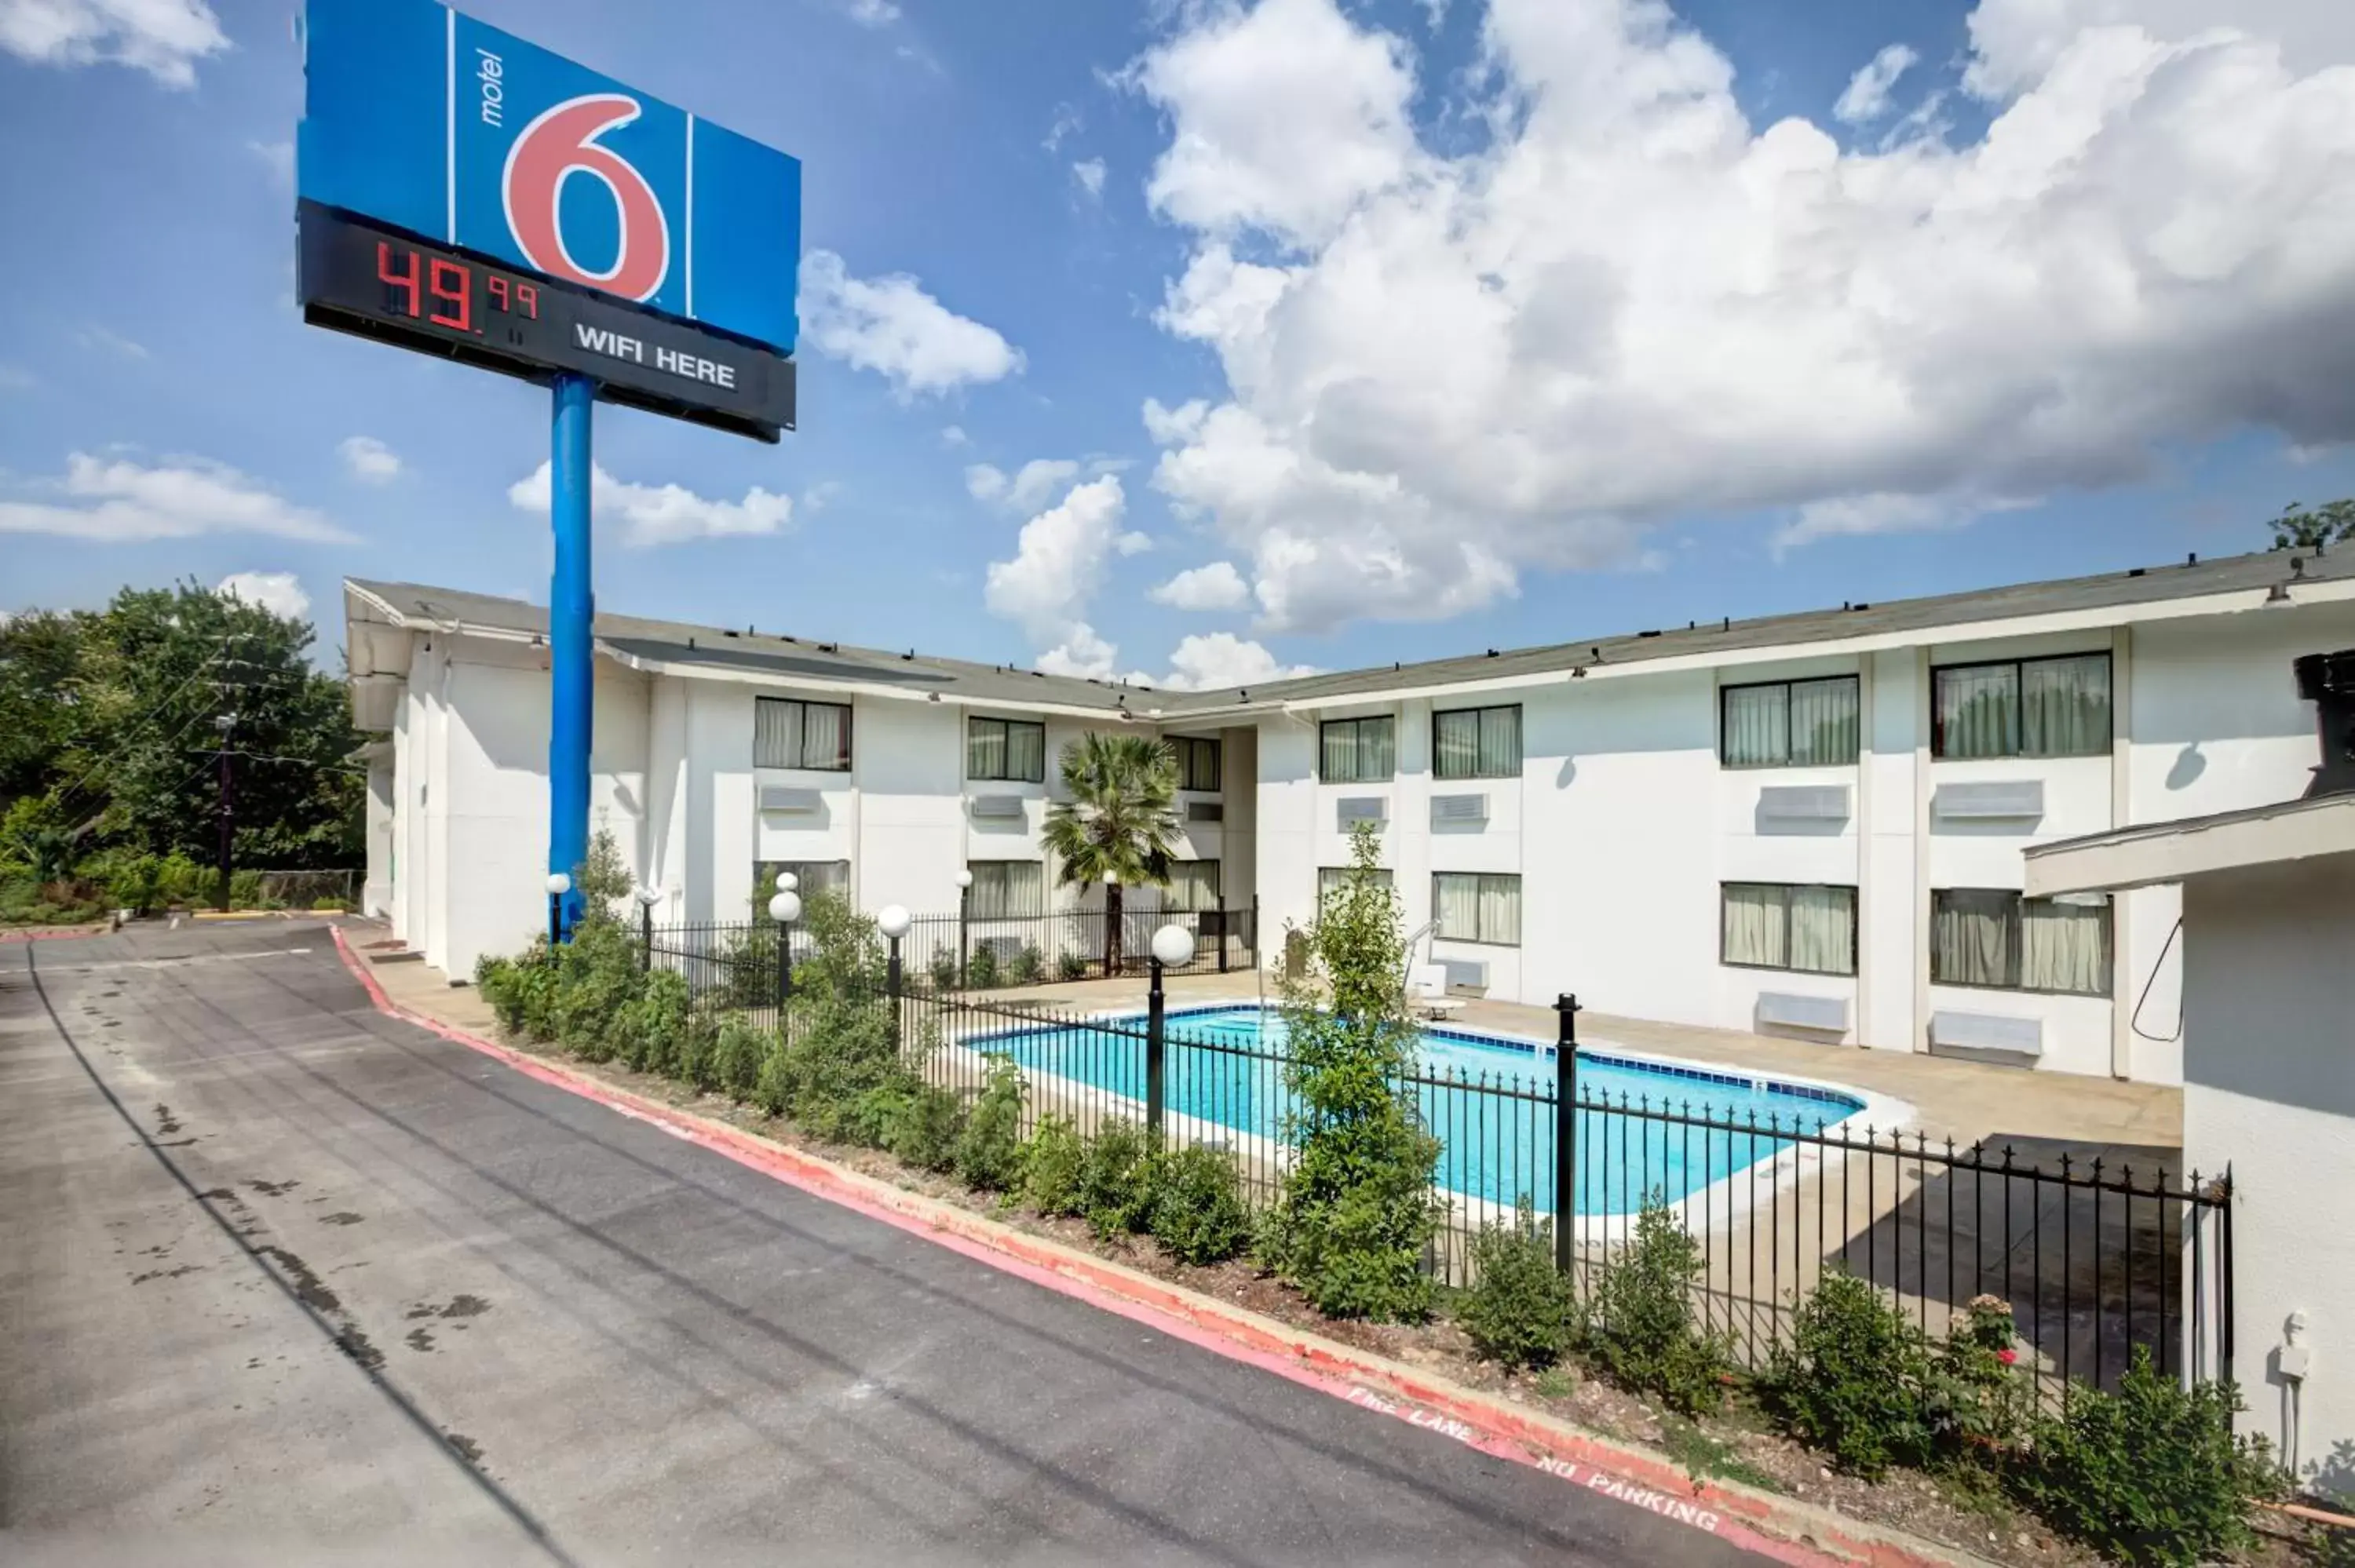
[1720,677,1860,768]
[967,717,1046,782]
[1320,716,1397,782]
[754,698,853,771]
[1433,872,1521,945]
[1931,888,2111,995]
[1433,705,1523,779]
[1172,735,1221,792]
[1933,654,2111,759]
[1318,866,1395,902]
[754,860,851,916]
[966,860,1046,918]
[1163,860,1221,913]
[1720,883,1857,975]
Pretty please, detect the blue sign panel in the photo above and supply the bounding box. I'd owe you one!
[299,0,799,355]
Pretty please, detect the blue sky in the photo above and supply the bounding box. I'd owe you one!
[4,0,2353,686]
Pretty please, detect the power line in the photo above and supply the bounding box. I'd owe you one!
[43,644,228,815]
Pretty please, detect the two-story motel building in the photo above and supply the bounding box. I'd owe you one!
[346,545,2355,1087]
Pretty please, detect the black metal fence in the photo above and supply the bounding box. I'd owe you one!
[898,901,1258,990]
[633,915,2233,1403]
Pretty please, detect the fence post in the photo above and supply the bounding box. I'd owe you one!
[1251,895,1261,968]
[885,930,904,1056]
[640,898,653,973]
[1146,953,1168,1147]
[1218,905,1230,974]
[1554,993,1580,1274]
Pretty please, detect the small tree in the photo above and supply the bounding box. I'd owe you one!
[1041,732,1180,976]
[2271,498,2355,551]
[1260,822,1441,1320]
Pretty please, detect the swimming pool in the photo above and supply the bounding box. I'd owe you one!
[974,1004,1871,1218]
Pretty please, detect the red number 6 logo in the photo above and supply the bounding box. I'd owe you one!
[502,93,670,302]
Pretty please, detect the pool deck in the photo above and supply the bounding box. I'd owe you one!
[987,969,2185,1170]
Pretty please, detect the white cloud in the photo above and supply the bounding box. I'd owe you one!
[338,435,401,484]
[1150,560,1252,611]
[801,480,845,513]
[1073,157,1108,199]
[217,571,310,621]
[0,0,226,86]
[940,424,971,447]
[1156,633,1321,691]
[967,458,1080,512]
[847,0,899,25]
[1771,492,1966,555]
[799,250,1023,399]
[1044,102,1083,152]
[1129,0,2355,632]
[248,137,294,188]
[77,325,148,360]
[1035,623,1120,680]
[1833,43,1919,124]
[0,454,349,543]
[509,461,793,548]
[984,474,1129,644]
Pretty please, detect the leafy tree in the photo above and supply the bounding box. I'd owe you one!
[2271,498,2355,551]
[1259,822,1441,1320]
[0,581,362,880]
[1041,732,1180,975]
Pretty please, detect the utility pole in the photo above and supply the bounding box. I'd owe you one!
[214,711,236,912]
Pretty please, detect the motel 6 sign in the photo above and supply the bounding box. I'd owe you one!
[298,0,801,439]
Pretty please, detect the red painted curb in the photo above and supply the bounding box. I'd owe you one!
[328,926,1973,1568]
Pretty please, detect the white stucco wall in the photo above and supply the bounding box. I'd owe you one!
[2178,855,2355,1502]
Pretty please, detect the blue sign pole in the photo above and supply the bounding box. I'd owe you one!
[547,370,595,937]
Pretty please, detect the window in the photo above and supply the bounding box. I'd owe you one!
[966,859,1046,918]
[1163,860,1221,913]
[754,860,850,915]
[1433,705,1523,779]
[1318,865,1395,902]
[1721,677,1860,768]
[1433,871,1521,946]
[1931,888,2112,996]
[1171,735,1221,793]
[968,717,1046,782]
[754,698,852,771]
[1933,653,2112,760]
[1721,883,1857,975]
[1320,715,1396,783]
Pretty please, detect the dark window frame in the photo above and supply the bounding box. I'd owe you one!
[966,858,1048,917]
[1172,735,1222,793]
[967,716,1047,782]
[1319,714,1397,784]
[1718,881,1860,976]
[753,696,854,772]
[754,859,852,917]
[1930,651,2114,760]
[1718,675,1861,769]
[1430,870,1523,947]
[1432,703,1524,781]
[1929,887,2115,997]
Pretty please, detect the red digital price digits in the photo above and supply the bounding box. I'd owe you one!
[376,242,540,334]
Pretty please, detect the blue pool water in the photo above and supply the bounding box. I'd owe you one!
[981,1005,1865,1216]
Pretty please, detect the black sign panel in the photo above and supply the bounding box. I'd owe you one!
[298,202,795,442]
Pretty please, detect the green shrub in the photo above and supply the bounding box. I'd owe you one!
[1077,1119,1156,1238]
[550,917,642,1060]
[954,1056,1027,1190]
[1006,943,1044,986]
[711,1015,769,1099]
[1585,1196,1731,1416]
[966,943,1000,990]
[1925,1293,2036,1462]
[928,948,960,993]
[1459,1200,1577,1371]
[1018,1116,1087,1215]
[2010,1349,2280,1566]
[887,1084,966,1172]
[476,947,557,1038]
[620,969,693,1077]
[1764,1271,1933,1478]
[761,892,922,1141]
[1258,824,1440,1322]
[228,868,268,909]
[1148,1143,1251,1264]
[1056,950,1086,982]
[312,895,344,910]
[672,1005,722,1090]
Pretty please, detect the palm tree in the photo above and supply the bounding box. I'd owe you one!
[1042,732,1181,976]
